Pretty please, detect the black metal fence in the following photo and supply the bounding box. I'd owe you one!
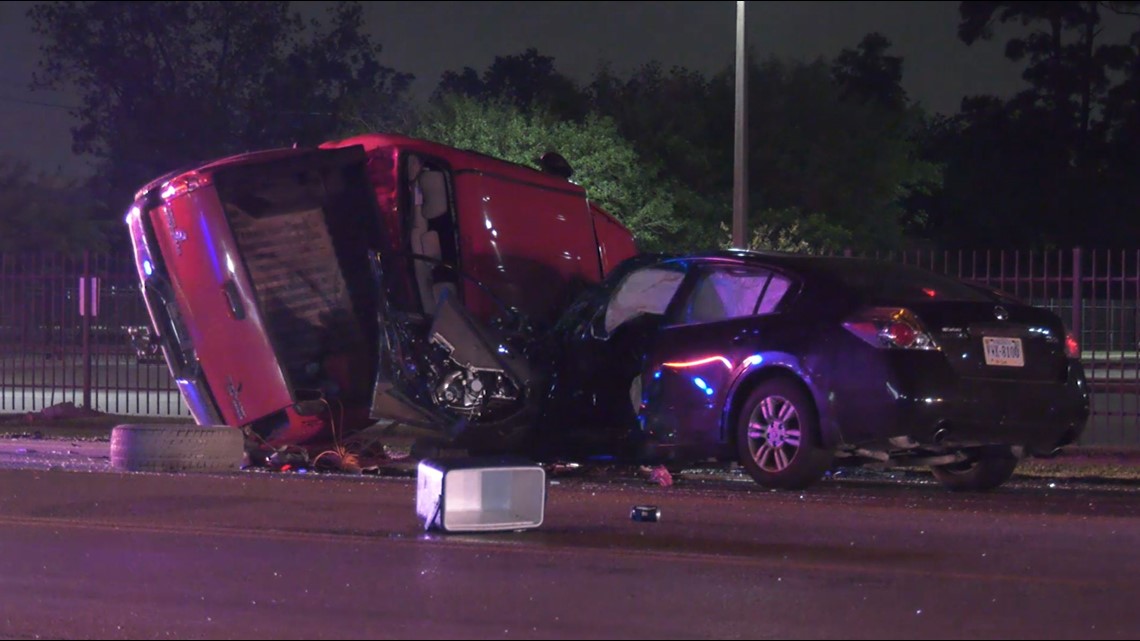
[0,252,189,418]
[881,248,1140,354]
[1,249,1137,445]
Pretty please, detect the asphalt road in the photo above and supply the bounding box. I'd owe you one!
[0,455,1138,640]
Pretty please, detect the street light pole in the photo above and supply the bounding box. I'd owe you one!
[732,0,749,249]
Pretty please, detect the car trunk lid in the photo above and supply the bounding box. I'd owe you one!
[906,301,1069,382]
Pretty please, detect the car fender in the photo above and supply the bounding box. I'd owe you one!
[721,354,842,450]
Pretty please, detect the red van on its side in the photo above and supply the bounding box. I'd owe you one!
[125,133,638,450]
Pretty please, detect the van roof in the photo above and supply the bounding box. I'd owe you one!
[321,133,586,194]
[134,133,587,203]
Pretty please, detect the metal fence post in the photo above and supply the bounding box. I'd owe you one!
[82,250,92,410]
[1072,247,1083,350]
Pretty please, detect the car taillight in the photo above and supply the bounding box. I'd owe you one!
[843,307,938,350]
[159,172,211,200]
[1065,330,1080,359]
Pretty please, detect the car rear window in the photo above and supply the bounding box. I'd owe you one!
[828,260,997,302]
[679,266,795,324]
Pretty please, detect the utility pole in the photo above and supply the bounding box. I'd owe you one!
[732,1,749,249]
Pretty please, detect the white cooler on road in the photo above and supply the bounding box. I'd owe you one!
[416,457,546,532]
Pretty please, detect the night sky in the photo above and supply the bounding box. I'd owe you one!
[0,1,1035,177]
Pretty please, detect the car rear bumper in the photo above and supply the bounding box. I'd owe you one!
[834,359,1090,453]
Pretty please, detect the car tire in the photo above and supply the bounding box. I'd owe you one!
[110,424,246,473]
[930,445,1018,492]
[735,379,833,490]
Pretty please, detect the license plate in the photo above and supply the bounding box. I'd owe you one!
[982,336,1024,367]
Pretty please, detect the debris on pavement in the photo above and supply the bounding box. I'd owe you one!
[23,402,105,422]
[640,464,674,487]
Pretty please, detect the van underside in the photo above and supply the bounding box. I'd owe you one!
[211,147,385,440]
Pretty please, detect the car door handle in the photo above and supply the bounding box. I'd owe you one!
[222,280,246,320]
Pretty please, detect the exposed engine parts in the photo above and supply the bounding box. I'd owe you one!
[428,336,522,419]
[402,292,533,422]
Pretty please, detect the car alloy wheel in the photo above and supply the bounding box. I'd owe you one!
[735,378,832,490]
[746,394,801,473]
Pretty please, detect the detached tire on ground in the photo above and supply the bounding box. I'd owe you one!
[110,424,246,473]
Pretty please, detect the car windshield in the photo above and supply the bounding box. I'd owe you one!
[826,259,998,302]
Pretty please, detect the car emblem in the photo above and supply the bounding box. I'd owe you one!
[994,306,1009,321]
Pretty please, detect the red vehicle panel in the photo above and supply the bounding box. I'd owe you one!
[318,133,610,326]
[147,183,292,426]
[591,203,640,277]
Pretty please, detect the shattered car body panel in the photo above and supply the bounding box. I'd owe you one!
[126,134,637,449]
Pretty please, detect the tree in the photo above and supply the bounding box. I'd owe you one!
[715,210,842,255]
[590,62,729,192]
[28,1,413,224]
[1103,8,1140,240]
[420,40,935,254]
[414,94,691,251]
[717,53,938,251]
[589,61,731,246]
[939,1,1140,248]
[832,32,908,110]
[588,46,937,255]
[959,1,1134,146]
[920,98,1063,248]
[0,157,109,254]
[434,48,589,122]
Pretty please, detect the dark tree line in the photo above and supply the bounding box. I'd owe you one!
[19,0,412,252]
[925,1,1140,249]
[9,1,1140,253]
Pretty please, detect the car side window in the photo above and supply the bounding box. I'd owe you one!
[756,273,792,314]
[602,267,686,335]
[679,266,789,324]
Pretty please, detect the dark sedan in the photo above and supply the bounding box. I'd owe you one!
[532,250,1090,491]
[373,249,1090,492]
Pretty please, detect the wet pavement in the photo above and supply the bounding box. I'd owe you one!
[1,452,1139,639]
[1,416,1140,640]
